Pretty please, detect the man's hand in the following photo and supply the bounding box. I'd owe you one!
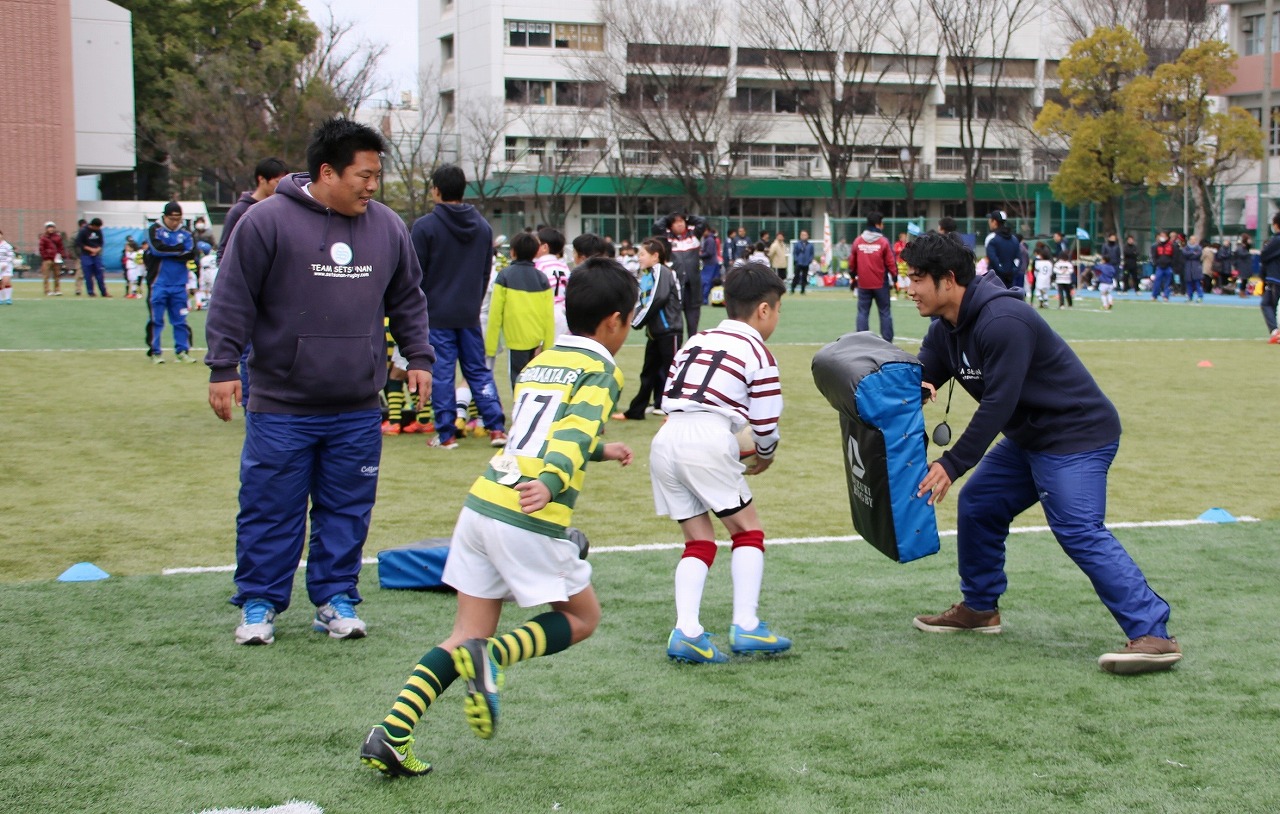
[921,381,937,404]
[602,442,633,466]
[515,479,552,514]
[917,461,953,505]
[209,380,241,422]
[745,455,773,476]
[407,369,432,401]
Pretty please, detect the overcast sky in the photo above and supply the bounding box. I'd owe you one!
[297,0,420,99]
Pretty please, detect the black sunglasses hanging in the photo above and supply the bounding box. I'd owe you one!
[931,379,956,447]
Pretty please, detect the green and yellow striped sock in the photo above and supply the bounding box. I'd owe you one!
[382,647,458,741]
[490,612,573,668]
[385,380,405,424]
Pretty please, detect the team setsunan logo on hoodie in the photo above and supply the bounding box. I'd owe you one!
[311,242,373,278]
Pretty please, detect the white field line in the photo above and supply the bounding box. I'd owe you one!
[194,803,322,814]
[160,516,1260,575]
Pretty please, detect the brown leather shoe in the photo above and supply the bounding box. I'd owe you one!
[1098,635,1182,674]
[913,603,1002,634]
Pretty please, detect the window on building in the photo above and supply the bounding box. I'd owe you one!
[1145,0,1207,22]
[440,35,454,62]
[737,48,769,67]
[505,136,519,162]
[554,23,604,51]
[508,21,552,48]
[439,91,454,116]
[505,79,552,105]
[555,81,605,108]
[774,89,799,114]
[441,0,453,11]
[730,86,773,113]
[1243,13,1280,56]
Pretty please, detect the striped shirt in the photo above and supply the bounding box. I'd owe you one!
[0,240,14,274]
[464,334,623,536]
[661,319,782,459]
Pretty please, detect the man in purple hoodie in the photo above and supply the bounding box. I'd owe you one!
[903,232,1180,675]
[205,118,434,646]
[411,164,507,449]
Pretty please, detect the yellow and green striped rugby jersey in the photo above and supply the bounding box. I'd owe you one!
[465,334,624,537]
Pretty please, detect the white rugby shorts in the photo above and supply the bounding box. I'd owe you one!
[649,412,752,521]
[442,506,592,607]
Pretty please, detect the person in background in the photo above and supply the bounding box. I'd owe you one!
[655,212,707,338]
[983,211,1021,289]
[78,218,108,297]
[1094,253,1118,311]
[729,226,751,264]
[1150,231,1174,302]
[219,157,288,257]
[0,229,13,304]
[38,221,64,296]
[767,232,789,282]
[851,212,895,342]
[485,232,556,392]
[613,237,682,421]
[791,230,814,295]
[1232,233,1254,297]
[147,202,198,363]
[699,224,721,305]
[1122,235,1141,293]
[1256,212,1280,343]
[1182,235,1204,304]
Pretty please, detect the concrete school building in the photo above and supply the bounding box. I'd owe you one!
[415,0,1098,244]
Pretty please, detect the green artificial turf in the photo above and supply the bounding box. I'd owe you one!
[0,278,1278,812]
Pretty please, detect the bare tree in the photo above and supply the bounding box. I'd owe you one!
[297,5,390,117]
[459,98,520,220]
[882,0,942,217]
[927,0,1039,217]
[379,69,456,222]
[585,0,769,214]
[516,106,609,227]
[1056,0,1221,66]
[742,0,898,218]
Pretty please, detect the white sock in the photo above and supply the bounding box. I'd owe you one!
[674,557,710,637]
[1,288,9,302]
[731,546,764,631]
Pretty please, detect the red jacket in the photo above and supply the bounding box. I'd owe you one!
[38,232,65,262]
[852,229,895,290]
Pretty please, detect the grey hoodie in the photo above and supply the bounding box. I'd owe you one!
[204,172,433,414]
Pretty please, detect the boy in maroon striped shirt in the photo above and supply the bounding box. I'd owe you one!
[649,262,791,664]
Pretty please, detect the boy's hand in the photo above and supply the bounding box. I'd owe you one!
[602,442,633,466]
[745,455,773,476]
[515,479,552,514]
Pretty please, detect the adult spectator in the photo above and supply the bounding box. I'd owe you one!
[78,218,108,297]
[1232,233,1254,297]
[1122,235,1141,292]
[983,211,1021,289]
[655,212,706,337]
[904,232,1181,675]
[219,157,288,256]
[65,219,85,295]
[791,229,814,295]
[1170,233,1187,296]
[1183,235,1204,303]
[767,232,789,281]
[1100,233,1122,269]
[699,224,721,304]
[728,226,750,264]
[1257,212,1280,343]
[938,216,957,236]
[1051,231,1070,261]
[1150,231,1174,302]
[851,211,895,342]
[412,164,507,450]
[37,221,64,296]
[148,202,198,363]
[834,235,851,273]
[219,157,289,407]
[205,117,434,646]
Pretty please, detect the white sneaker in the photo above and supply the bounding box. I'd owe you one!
[235,598,277,645]
[313,592,367,639]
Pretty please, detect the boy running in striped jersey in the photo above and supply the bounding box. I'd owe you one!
[650,262,791,664]
[361,259,638,777]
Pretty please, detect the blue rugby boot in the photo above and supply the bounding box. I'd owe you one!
[666,629,729,664]
[729,621,792,655]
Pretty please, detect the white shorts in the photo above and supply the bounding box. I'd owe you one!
[649,412,752,521]
[0,269,10,279]
[1099,283,1115,295]
[441,506,592,607]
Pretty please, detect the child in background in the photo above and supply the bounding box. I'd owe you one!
[746,241,768,267]
[122,238,145,299]
[1033,246,1053,308]
[0,230,13,305]
[1094,256,1118,311]
[485,232,556,393]
[382,316,433,436]
[196,245,217,310]
[652,261,791,664]
[618,241,640,276]
[360,261,638,777]
[534,227,571,340]
[613,237,683,421]
[1054,252,1075,309]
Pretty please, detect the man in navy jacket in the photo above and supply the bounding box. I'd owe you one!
[902,232,1181,675]
[412,165,507,449]
[1256,212,1280,342]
